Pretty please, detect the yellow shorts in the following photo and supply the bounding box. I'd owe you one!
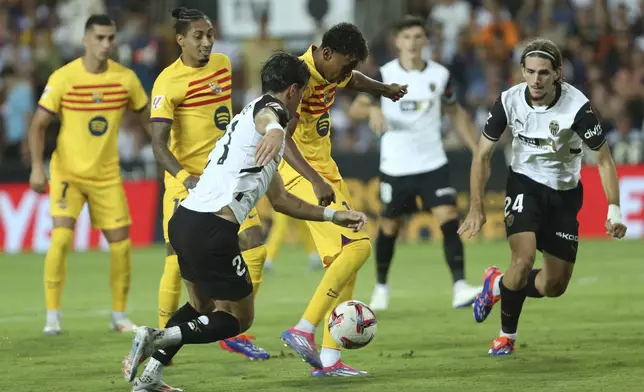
[163,187,262,243]
[49,176,131,230]
[286,177,370,264]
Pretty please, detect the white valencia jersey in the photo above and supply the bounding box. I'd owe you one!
[181,95,289,223]
[483,82,606,190]
[376,59,457,176]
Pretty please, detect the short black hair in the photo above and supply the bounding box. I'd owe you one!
[393,15,428,37]
[84,14,115,32]
[171,7,209,35]
[261,52,310,94]
[321,23,369,62]
[520,38,563,73]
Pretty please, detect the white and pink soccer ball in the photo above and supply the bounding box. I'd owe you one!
[328,300,378,349]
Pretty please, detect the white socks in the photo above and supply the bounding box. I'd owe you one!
[295,319,316,334]
[493,275,503,297]
[499,329,517,341]
[158,326,183,347]
[142,358,164,377]
[453,279,467,292]
[46,310,60,324]
[320,347,341,367]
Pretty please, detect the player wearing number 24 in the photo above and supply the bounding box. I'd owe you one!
[458,38,627,357]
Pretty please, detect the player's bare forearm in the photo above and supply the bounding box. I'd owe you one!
[267,173,324,221]
[594,143,620,206]
[150,121,183,176]
[28,108,54,169]
[346,71,388,96]
[447,104,479,152]
[470,137,495,210]
[284,137,325,185]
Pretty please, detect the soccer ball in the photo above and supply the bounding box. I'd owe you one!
[327,300,377,349]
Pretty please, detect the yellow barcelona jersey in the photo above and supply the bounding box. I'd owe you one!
[278,45,353,186]
[150,54,232,189]
[38,58,148,185]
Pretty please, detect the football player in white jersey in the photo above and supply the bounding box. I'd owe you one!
[458,38,627,356]
[349,15,481,310]
[122,53,368,391]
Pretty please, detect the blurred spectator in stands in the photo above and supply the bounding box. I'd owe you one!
[608,112,643,164]
[0,66,33,165]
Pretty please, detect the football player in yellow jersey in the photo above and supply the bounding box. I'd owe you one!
[149,7,269,362]
[279,23,408,376]
[27,15,149,335]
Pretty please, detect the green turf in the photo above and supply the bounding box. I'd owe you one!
[1,240,643,391]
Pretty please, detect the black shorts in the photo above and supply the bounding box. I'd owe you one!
[380,164,457,218]
[168,206,253,301]
[504,169,583,263]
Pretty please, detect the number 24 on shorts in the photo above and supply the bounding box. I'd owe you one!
[504,193,524,216]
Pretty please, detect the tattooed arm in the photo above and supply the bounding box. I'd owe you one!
[150,121,198,189]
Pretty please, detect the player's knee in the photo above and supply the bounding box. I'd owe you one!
[348,238,372,262]
[50,227,74,251]
[103,226,129,243]
[380,218,401,237]
[191,300,215,314]
[543,277,569,297]
[510,254,535,277]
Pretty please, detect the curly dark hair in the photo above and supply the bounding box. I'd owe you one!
[261,52,310,93]
[321,22,369,62]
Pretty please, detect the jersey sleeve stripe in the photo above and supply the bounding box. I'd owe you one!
[300,107,328,115]
[62,97,128,104]
[38,104,56,115]
[185,75,232,97]
[187,68,229,87]
[482,131,500,142]
[151,117,173,124]
[67,90,128,97]
[72,83,122,89]
[177,94,231,108]
[184,85,232,102]
[61,103,127,111]
[589,138,606,151]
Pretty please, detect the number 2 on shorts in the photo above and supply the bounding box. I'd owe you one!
[504,193,524,217]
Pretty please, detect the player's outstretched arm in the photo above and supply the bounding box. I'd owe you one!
[150,121,199,189]
[27,107,55,193]
[266,173,367,231]
[574,102,626,239]
[594,143,627,239]
[458,136,496,238]
[345,71,407,102]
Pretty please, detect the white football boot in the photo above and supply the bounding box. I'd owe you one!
[369,284,389,311]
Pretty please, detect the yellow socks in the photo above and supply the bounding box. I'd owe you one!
[321,274,357,349]
[242,244,267,296]
[266,212,288,263]
[44,227,74,310]
[109,239,131,313]
[302,239,371,326]
[158,254,182,328]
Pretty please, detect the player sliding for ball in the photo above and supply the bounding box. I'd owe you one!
[458,38,628,356]
[122,52,368,392]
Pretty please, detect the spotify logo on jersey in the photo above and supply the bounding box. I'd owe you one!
[214,106,231,130]
[316,111,330,136]
[88,116,109,136]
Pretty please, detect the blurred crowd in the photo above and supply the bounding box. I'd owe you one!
[0,0,643,172]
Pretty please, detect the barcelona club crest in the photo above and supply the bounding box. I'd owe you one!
[92,92,104,103]
[323,90,331,105]
[209,82,222,94]
[549,120,559,136]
